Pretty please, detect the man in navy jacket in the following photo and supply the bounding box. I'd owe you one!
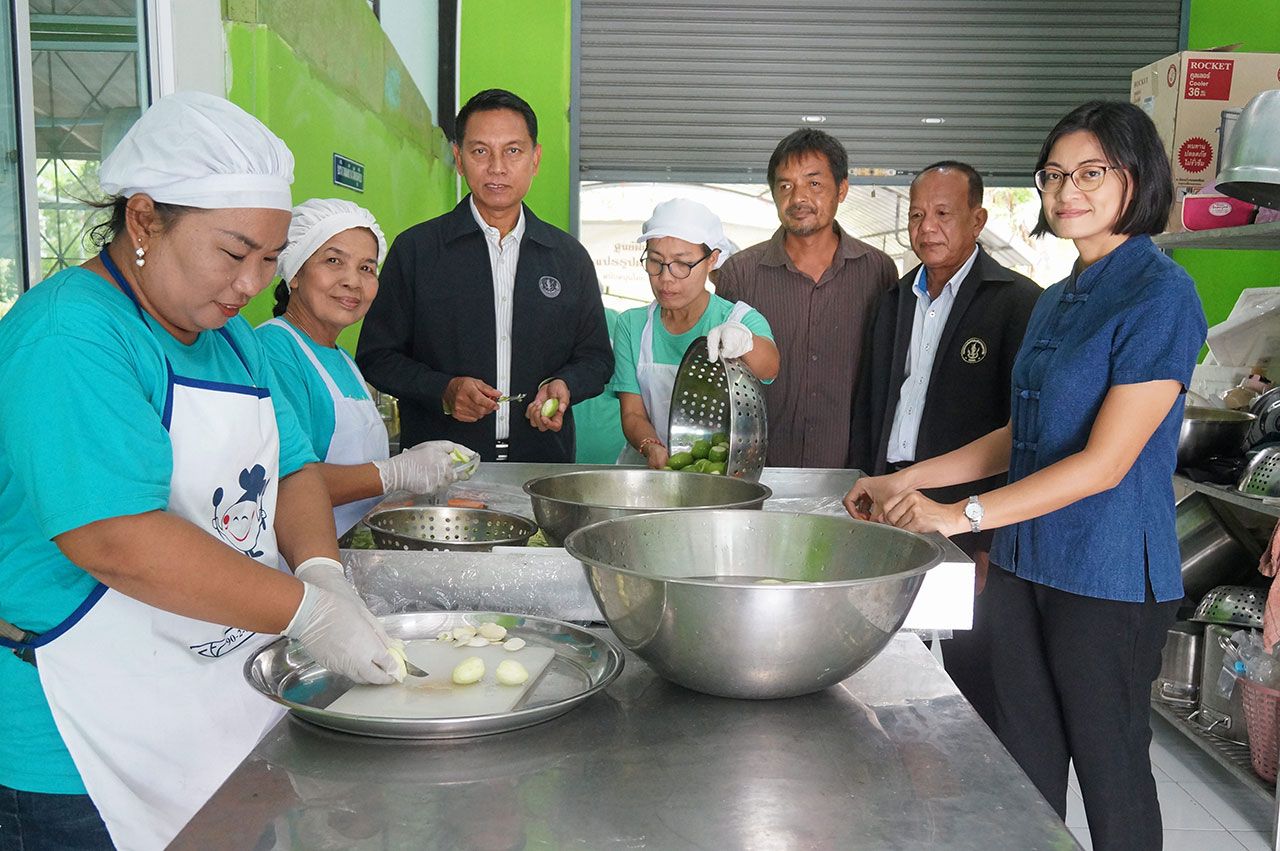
[358,90,613,462]
[850,161,1041,727]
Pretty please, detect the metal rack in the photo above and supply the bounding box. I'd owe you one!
[1153,220,1280,251]
[1152,702,1274,803]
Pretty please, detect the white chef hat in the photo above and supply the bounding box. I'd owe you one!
[638,198,734,267]
[277,198,387,284]
[98,91,294,211]
[712,236,739,270]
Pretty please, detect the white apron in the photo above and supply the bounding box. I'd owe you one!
[263,318,389,535]
[24,251,290,850]
[617,300,753,465]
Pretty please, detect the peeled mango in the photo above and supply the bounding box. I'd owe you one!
[452,656,485,685]
[495,659,529,686]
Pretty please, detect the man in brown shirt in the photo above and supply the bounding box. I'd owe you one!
[716,129,897,468]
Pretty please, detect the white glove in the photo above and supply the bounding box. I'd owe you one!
[284,580,400,684]
[372,440,477,495]
[706,321,754,361]
[295,556,382,630]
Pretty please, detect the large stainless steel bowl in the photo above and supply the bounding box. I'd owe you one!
[523,469,771,546]
[565,509,944,699]
[1177,406,1254,469]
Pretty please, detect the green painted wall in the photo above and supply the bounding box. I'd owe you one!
[457,0,572,231]
[223,0,454,352]
[1174,1,1280,331]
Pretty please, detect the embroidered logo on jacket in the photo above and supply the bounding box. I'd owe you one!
[961,338,988,364]
[539,276,562,298]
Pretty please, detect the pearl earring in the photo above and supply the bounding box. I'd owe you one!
[135,246,146,268]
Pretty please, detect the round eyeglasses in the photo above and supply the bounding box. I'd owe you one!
[640,251,712,280]
[1034,165,1121,193]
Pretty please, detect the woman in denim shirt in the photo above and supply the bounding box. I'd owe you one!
[845,101,1207,851]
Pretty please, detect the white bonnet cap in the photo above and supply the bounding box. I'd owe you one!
[98,91,294,211]
[638,198,736,268]
[277,198,387,284]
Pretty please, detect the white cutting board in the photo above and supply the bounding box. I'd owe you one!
[325,641,555,719]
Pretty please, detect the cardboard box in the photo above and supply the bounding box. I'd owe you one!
[1131,48,1280,230]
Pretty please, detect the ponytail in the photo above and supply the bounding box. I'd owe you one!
[271,280,290,317]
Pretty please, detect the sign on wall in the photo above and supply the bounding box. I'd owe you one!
[333,154,365,192]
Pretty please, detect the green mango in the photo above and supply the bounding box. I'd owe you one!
[668,452,694,470]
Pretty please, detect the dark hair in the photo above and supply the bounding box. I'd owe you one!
[767,129,849,189]
[1030,100,1173,238]
[272,280,290,317]
[87,195,194,250]
[455,89,538,145]
[915,160,984,208]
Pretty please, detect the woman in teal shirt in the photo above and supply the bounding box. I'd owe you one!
[610,199,779,468]
[258,199,476,537]
[0,93,403,850]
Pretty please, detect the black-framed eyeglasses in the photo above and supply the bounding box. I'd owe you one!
[640,251,712,280]
[1034,165,1121,193]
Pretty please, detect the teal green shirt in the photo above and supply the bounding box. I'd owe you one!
[608,294,774,397]
[0,267,316,794]
[256,318,372,459]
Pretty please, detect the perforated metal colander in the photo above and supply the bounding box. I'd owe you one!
[1192,585,1265,629]
[667,337,768,481]
[1236,445,1280,498]
[365,506,536,552]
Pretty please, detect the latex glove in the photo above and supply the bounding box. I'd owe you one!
[706,321,754,361]
[295,556,378,626]
[284,581,400,684]
[372,440,475,495]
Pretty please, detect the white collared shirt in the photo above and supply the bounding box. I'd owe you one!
[885,246,980,464]
[470,197,526,441]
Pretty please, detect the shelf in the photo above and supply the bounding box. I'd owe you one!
[1152,701,1275,804]
[1152,220,1280,251]
[1174,474,1280,519]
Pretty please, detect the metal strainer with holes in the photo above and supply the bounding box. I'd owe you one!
[1191,585,1265,629]
[1236,445,1280,497]
[667,337,767,481]
[364,506,537,552]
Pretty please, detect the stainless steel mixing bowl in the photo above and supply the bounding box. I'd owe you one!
[564,509,944,699]
[523,468,771,546]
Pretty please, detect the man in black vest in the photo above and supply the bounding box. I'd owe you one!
[850,161,1041,727]
[357,89,613,462]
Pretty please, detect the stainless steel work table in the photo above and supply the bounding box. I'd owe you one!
[174,633,1075,850]
[175,464,1072,848]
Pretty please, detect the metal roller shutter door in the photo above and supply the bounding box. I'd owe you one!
[578,0,1183,183]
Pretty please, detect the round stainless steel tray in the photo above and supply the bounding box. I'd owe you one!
[244,612,624,739]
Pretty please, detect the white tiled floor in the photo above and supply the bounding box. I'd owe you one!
[1065,715,1276,849]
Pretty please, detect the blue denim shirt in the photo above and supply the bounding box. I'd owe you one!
[989,236,1207,602]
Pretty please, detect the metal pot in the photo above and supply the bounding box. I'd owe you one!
[1152,622,1202,706]
[1177,406,1255,469]
[1192,624,1253,745]
[1176,493,1259,601]
[1218,89,1280,210]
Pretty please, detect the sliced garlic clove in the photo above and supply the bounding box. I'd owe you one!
[467,636,490,647]
[436,631,452,642]
[478,622,507,641]
[451,656,485,684]
[495,659,529,685]
[451,626,477,641]
[502,637,526,652]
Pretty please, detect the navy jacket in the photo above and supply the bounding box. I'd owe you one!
[356,198,614,462]
[850,248,1041,551]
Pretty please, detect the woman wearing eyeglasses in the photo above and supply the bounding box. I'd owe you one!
[609,199,779,468]
[844,101,1206,851]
